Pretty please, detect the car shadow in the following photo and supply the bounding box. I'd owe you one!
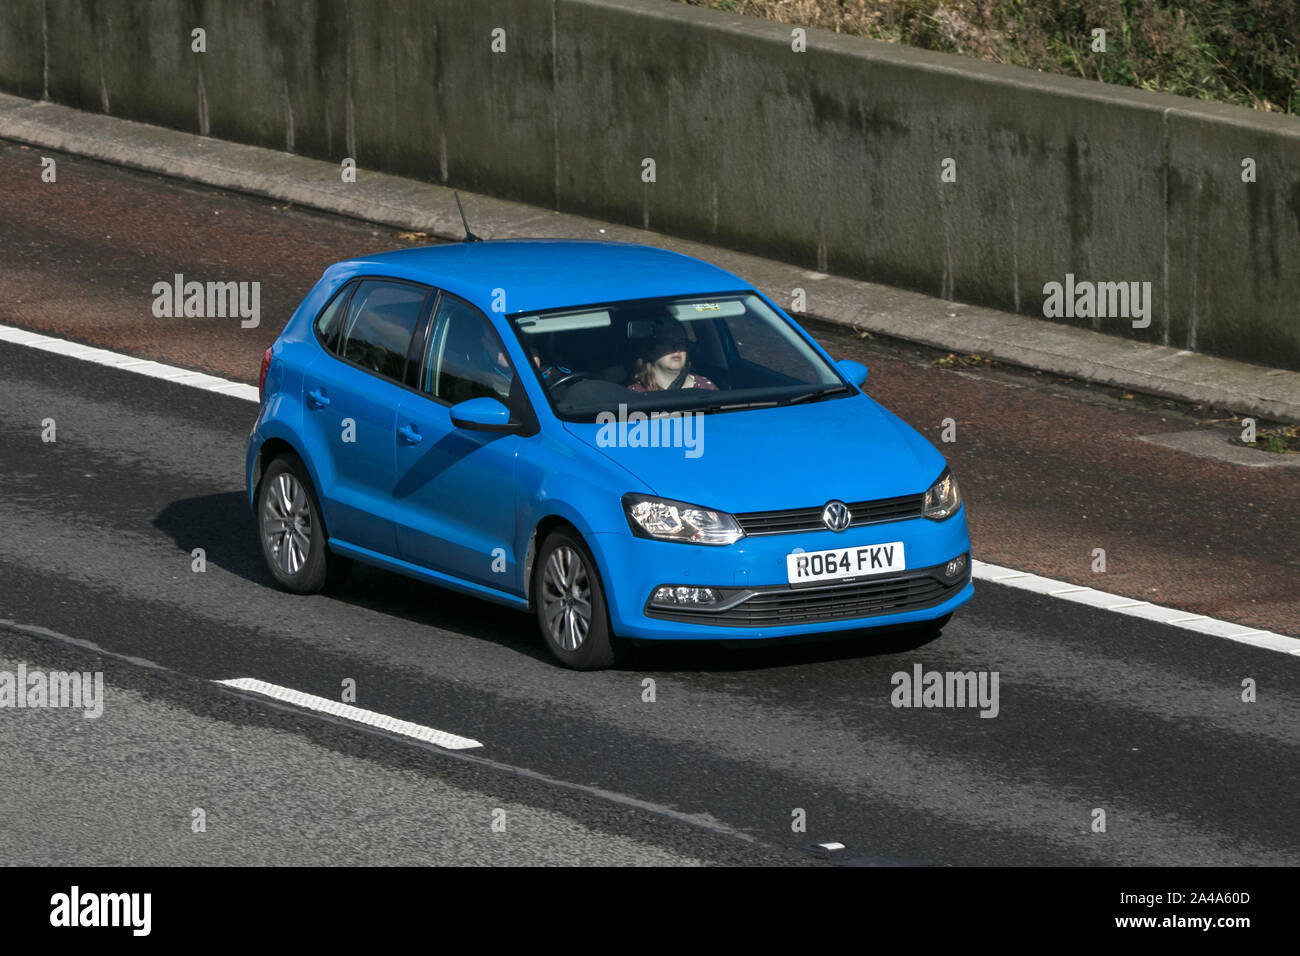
[153,492,947,673]
[152,492,550,661]
[624,625,946,673]
[330,561,546,661]
[153,491,274,587]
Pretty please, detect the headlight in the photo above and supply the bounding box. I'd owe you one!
[922,470,962,520]
[622,494,744,545]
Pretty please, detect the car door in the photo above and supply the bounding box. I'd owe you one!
[300,278,433,557]
[394,292,524,594]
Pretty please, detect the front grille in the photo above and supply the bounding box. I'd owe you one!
[735,493,924,536]
[646,563,967,628]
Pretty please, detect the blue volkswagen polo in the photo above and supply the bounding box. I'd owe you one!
[247,240,972,668]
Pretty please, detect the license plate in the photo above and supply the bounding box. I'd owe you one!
[786,541,906,587]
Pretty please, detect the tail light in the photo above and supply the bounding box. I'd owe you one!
[258,347,273,401]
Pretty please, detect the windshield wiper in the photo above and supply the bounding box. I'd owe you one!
[780,384,851,406]
[652,385,849,417]
[705,399,781,412]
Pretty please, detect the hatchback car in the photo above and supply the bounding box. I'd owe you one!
[247,240,972,668]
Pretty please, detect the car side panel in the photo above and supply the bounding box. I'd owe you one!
[246,339,315,509]
[512,429,653,600]
[298,356,402,557]
[393,392,523,590]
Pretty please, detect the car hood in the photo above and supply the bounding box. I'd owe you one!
[562,393,947,512]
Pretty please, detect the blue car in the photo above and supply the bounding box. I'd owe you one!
[247,240,971,668]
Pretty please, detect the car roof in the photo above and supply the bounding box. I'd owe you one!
[336,239,750,315]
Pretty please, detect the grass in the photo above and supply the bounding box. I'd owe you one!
[1233,422,1299,453]
[678,0,1300,114]
[933,352,996,368]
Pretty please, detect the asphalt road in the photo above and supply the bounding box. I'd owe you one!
[2,138,1296,637]
[2,340,1298,866]
[0,638,744,867]
[1,138,1298,867]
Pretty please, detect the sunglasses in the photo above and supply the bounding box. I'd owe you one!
[650,337,688,352]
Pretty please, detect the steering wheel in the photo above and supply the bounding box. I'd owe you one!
[545,370,595,392]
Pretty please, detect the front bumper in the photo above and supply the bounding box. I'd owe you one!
[588,507,973,641]
[644,557,968,627]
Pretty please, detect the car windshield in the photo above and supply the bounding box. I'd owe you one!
[507,292,848,422]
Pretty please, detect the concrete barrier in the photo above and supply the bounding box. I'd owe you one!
[1,0,1297,369]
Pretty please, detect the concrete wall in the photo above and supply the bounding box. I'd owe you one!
[1,0,1297,369]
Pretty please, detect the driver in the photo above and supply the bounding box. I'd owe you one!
[629,323,717,392]
[524,341,572,386]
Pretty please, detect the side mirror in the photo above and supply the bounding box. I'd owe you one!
[837,358,869,388]
[450,396,515,432]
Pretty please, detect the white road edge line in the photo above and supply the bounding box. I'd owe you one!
[0,323,260,402]
[972,560,1300,656]
[3,324,1297,658]
[214,678,484,750]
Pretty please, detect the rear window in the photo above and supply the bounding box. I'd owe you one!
[313,281,354,349]
[336,280,430,383]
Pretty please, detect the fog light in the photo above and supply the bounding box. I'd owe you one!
[652,586,722,606]
[944,555,968,580]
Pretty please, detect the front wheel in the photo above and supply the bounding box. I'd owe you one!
[256,452,351,594]
[534,529,623,670]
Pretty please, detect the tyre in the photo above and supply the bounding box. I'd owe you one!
[256,452,351,594]
[534,528,624,670]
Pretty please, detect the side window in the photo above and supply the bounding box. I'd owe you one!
[337,280,430,383]
[423,294,516,405]
[313,281,354,353]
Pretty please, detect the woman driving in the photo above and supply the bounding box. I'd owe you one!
[629,323,718,392]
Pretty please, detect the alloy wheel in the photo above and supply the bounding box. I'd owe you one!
[262,472,312,576]
[541,545,592,651]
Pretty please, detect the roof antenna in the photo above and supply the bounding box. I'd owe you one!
[454,192,482,243]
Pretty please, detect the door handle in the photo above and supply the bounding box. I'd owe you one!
[307,388,331,409]
[398,424,423,445]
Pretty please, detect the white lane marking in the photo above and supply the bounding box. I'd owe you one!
[1,324,1296,657]
[972,560,1300,656]
[214,678,483,750]
[0,323,260,402]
